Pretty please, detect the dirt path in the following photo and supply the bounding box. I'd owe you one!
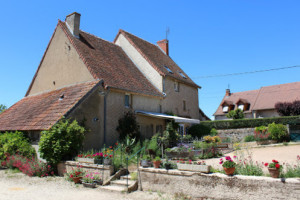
[204,144,300,171]
[0,170,170,200]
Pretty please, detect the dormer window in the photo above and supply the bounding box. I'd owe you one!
[238,104,244,110]
[164,65,173,73]
[223,106,229,112]
[178,71,187,79]
[222,100,234,113]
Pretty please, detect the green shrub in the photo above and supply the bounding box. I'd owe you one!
[268,122,289,142]
[0,131,36,160]
[226,109,244,119]
[244,135,255,142]
[210,128,218,136]
[188,124,211,138]
[116,111,140,140]
[201,115,300,130]
[39,119,85,165]
[236,162,264,176]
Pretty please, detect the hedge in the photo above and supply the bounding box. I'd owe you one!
[201,115,300,130]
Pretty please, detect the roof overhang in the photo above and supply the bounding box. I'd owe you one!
[135,110,200,124]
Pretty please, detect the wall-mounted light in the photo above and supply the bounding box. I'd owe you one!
[93,117,99,122]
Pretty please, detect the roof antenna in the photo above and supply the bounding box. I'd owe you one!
[166,27,170,40]
[228,84,230,90]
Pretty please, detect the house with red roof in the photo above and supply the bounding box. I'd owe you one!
[0,12,206,149]
[214,82,300,120]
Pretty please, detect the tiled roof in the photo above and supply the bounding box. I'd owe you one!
[0,81,100,131]
[116,30,200,88]
[58,21,162,97]
[214,81,300,116]
[252,82,300,110]
[214,89,259,116]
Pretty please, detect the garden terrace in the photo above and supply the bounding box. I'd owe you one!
[139,167,300,199]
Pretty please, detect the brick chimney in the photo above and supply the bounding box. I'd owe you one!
[226,89,231,96]
[65,12,81,38]
[157,39,169,55]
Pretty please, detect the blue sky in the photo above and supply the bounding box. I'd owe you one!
[1,1,300,119]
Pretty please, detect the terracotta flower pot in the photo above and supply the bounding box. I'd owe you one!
[223,167,235,176]
[72,176,82,184]
[153,160,161,168]
[268,168,280,178]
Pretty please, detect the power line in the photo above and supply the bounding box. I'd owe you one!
[192,65,300,79]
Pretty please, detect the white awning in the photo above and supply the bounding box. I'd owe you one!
[135,110,200,124]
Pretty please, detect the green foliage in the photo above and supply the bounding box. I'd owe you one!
[0,104,7,113]
[162,121,179,147]
[226,109,244,119]
[188,124,211,139]
[267,122,289,142]
[210,128,218,136]
[147,134,160,156]
[201,115,300,130]
[116,111,140,140]
[244,135,255,142]
[0,131,36,160]
[235,162,264,176]
[39,119,85,165]
[281,164,300,178]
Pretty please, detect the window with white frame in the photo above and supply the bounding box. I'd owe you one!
[238,104,244,111]
[222,106,229,112]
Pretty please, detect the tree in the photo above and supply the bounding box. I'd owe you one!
[116,111,140,141]
[275,100,300,116]
[0,104,7,113]
[226,109,244,119]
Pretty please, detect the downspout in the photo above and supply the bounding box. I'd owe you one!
[102,87,110,145]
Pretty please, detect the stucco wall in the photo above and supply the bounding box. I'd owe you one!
[132,95,161,112]
[217,127,255,142]
[68,86,104,150]
[162,77,199,119]
[28,26,94,96]
[256,109,279,118]
[139,168,300,199]
[115,34,163,92]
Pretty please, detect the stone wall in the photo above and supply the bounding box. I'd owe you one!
[217,127,255,142]
[139,168,300,199]
[65,161,113,180]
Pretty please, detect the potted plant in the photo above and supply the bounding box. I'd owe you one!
[153,156,161,168]
[264,159,282,178]
[82,172,97,188]
[93,152,103,164]
[163,159,172,170]
[141,154,151,168]
[103,154,113,165]
[77,154,95,164]
[177,160,211,173]
[220,156,236,176]
[65,166,85,183]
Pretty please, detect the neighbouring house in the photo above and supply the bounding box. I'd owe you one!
[0,12,207,149]
[214,81,300,120]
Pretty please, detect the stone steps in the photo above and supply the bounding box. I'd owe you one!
[99,173,138,193]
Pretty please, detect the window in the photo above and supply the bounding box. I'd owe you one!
[183,100,186,111]
[178,71,187,79]
[223,106,229,112]
[164,65,173,73]
[174,81,179,92]
[125,94,130,107]
[238,104,244,111]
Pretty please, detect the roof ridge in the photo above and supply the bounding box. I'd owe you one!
[80,30,118,46]
[120,29,160,48]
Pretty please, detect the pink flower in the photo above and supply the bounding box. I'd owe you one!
[233,156,237,159]
[219,161,223,164]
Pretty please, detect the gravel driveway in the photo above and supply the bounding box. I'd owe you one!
[0,170,169,200]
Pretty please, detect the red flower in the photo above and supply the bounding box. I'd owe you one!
[115,142,118,146]
[109,146,113,149]
[275,164,280,169]
[109,155,113,158]
[272,160,278,163]
[70,174,73,178]
[264,163,268,167]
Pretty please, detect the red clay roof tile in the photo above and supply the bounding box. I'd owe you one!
[0,81,100,131]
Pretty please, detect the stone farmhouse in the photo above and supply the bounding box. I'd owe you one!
[214,81,300,120]
[0,12,207,149]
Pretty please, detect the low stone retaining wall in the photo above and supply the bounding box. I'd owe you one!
[217,127,255,142]
[65,161,113,180]
[139,167,300,199]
